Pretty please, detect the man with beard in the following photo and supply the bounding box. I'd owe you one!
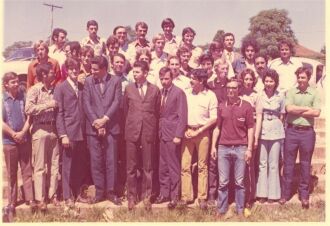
[80,20,106,56]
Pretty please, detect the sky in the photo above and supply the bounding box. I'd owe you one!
[1,0,326,52]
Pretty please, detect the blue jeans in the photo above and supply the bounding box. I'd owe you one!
[217,145,246,214]
[281,127,315,200]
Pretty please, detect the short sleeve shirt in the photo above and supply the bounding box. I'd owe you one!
[286,86,321,126]
[217,99,255,145]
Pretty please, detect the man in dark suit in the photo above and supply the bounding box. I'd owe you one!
[54,58,90,208]
[154,67,187,209]
[124,60,161,211]
[83,56,122,205]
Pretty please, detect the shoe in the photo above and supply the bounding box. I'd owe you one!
[107,194,122,206]
[65,199,75,209]
[279,198,287,205]
[167,200,177,210]
[28,200,38,213]
[143,198,152,211]
[39,201,47,213]
[154,195,170,204]
[128,198,135,211]
[50,195,61,206]
[76,194,90,204]
[258,198,267,203]
[198,199,208,210]
[301,199,309,209]
[267,199,276,204]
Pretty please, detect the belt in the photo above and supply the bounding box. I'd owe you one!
[287,124,312,131]
[36,121,56,125]
[187,125,203,131]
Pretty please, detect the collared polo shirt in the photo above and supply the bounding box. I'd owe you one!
[185,88,218,126]
[164,35,181,56]
[217,98,254,145]
[173,75,191,91]
[207,78,227,104]
[48,44,66,66]
[80,36,106,56]
[286,86,321,126]
[2,91,27,145]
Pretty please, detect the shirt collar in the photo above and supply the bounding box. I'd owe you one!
[134,40,150,48]
[295,86,312,94]
[226,98,242,107]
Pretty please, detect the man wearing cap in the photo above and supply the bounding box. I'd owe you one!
[180,69,218,210]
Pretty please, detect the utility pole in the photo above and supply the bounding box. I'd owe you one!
[43,3,63,44]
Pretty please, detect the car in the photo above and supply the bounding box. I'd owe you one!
[2,47,36,90]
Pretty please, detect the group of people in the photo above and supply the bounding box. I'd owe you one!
[2,17,321,220]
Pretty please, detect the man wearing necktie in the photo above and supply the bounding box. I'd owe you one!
[123,60,161,211]
[155,67,187,209]
[221,32,241,64]
[83,56,122,205]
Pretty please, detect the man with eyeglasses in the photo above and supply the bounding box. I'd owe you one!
[211,79,254,219]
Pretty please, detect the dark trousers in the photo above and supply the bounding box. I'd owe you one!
[159,139,180,200]
[62,140,89,200]
[87,134,118,200]
[126,136,154,201]
[244,149,256,205]
[117,133,126,196]
[208,157,218,200]
[3,143,34,205]
[281,127,315,200]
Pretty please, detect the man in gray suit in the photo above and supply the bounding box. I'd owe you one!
[54,58,89,208]
[83,56,122,205]
[155,67,187,209]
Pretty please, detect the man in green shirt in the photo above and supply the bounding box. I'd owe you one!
[279,66,321,209]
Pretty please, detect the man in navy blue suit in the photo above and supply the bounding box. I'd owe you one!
[83,56,122,205]
[155,67,187,209]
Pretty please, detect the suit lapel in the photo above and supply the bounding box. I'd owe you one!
[63,80,78,99]
[103,74,111,94]
[92,77,103,98]
[144,82,152,102]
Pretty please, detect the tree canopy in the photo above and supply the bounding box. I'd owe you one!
[243,9,297,60]
[3,41,33,59]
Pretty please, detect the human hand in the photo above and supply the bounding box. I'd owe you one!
[173,137,181,144]
[62,136,70,149]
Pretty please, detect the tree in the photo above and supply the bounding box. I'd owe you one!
[212,29,225,43]
[3,41,33,59]
[243,9,297,59]
[125,25,136,44]
[320,45,326,54]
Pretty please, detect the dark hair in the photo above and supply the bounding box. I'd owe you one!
[295,66,312,80]
[135,49,152,63]
[198,53,214,65]
[2,72,18,85]
[113,25,125,35]
[182,27,196,37]
[176,46,192,58]
[209,41,224,53]
[65,57,81,70]
[133,60,149,72]
[159,66,173,78]
[241,38,259,58]
[262,69,280,90]
[36,63,53,81]
[106,35,119,48]
[87,20,98,28]
[223,32,235,41]
[135,21,148,31]
[278,39,295,53]
[90,56,108,70]
[161,18,175,29]
[81,45,94,57]
[51,28,67,42]
[254,53,268,65]
[65,41,81,56]
[33,40,49,54]
[239,68,257,88]
[111,53,126,64]
[167,55,181,65]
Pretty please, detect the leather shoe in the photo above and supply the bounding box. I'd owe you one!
[301,199,309,209]
[143,198,152,211]
[28,200,38,213]
[128,198,135,211]
[50,195,61,206]
[258,198,267,203]
[279,198,287,205]
[39,201,47,213]
[65,199,75,208]
[108,194,122,206]
[198,199,208,210]
[154,195,170,204]
[167,200,177,209]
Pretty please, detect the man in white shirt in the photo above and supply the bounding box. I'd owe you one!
[80,20,106,57]
[167,56,190,91]
[48,28,67,66]
[221,32,241,64]
[161,18,181,57]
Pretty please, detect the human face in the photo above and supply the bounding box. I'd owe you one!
[190,74,202,90]
[243,73,254,90]
[112,56,125,75]
[81,52,93,66]
[245,45,255,61]
[180,52,191,65]
[280,44,291,61]
[42,69,55,86]
[64,45,72,58]
[264,76,276,92]
[224,35,235,50]
[215,64,229,78]
[183,32,195,46]
[56,32,66,48]
[36,45,48,59]
[91,64,102,78]
[154,39,165,53]
[4,77,19,94]
[67,65,80,82]
[226,81,239,99]
[133,66,147,83]
[163,24,174,36]
[108,43,119,56]
[136,26,148,40]
[138,54,150,64]
[160,71,173,89]
[115,27,127,45]
[297,72,310,90]
[168,58,180,76]
[88,25,98,39]
[211,48,223,60]
[201,60,213,76]
[255,57,267,75]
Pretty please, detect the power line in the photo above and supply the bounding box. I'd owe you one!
[43,3,63,43]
